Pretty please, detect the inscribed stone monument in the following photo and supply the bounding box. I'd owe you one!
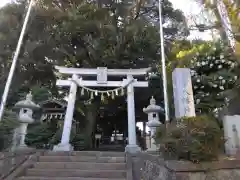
[172,68,196,118]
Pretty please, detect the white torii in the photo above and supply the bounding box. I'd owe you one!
[53,66,150,153]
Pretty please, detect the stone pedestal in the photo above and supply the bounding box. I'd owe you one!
[146,134,151,149]
[223,115,240,155]
[146,127,159,152]
[172,68,195,118]
[125,144,141,154]
[12,126,30,150]
[19,123,28,147]
[147,137,158,152]
[146,145,158,152]
[11,128,18,150]
[53,143,73,151]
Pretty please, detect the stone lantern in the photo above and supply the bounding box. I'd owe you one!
[143,96,163,151]
[13,91,40,148]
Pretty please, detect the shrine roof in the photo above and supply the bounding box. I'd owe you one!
[39,99,67,108]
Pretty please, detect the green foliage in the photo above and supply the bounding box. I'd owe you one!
[172,40,239,115]
[0,110,19,151]
[0,0,189,133]
[0,0,188,103]
[201,0,240,57]
[26,121,91,150]
[174,40,212,67]
[71,133,91,150]
[48,124,91,150]
[190,42,238,114]
[25,121,58,149]
[31,85,52,103]
[155,115,224,163]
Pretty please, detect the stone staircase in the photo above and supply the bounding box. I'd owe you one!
[16,151,127,180]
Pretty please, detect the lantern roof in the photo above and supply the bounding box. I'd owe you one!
[143,96,163,113]
[15,91,40,110]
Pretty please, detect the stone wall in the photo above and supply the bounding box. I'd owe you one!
[0,148,36,179]
[129,152,240,180]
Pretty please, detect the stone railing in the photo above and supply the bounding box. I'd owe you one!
[127,152,240,180]
[0,148,38,179]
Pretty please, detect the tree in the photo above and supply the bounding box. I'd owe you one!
[0,110,19,151]
[198,0,240,57]
[192,0,240,115]
[0,0,188,146]
[0,1,57,107]
[182,41,238,114]
[0,0,187,102]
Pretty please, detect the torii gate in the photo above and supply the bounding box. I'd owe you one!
[53,66,150,153]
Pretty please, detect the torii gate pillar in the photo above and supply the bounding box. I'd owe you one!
[125,75,141,153]
[53,74,78,151]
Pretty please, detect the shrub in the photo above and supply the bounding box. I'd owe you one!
[26,121,91,150]
[25,122,58,149]
[49,124,91,150]
[0,110,19,151]
[155,115,224,163]
[71,133,91,150]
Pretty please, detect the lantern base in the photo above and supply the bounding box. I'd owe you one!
[53,143,73,152]
[125,144,141,154]
[15,144,30,150]
[146,147,158,152]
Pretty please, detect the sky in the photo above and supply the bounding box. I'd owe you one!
[0,0,11,7]
[170,0,214,40]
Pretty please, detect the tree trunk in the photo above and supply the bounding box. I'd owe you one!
[84,102,99,148]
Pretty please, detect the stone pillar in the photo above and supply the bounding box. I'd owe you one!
[53,74,78,151]
[147,127,158,151]
[12,128,18,150]
[172,68,196,119]
[19,123,28,147]
[125,75,140,153]
[146,132,151,149]
[223,115,240,155]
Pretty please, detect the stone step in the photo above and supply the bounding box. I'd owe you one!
[34,162,126,170]
[39,156,125,163]
[44,151,125,157]
[26,169,126,178]
[18,177,126,180]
